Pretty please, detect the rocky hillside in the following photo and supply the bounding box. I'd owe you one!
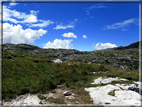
[2,42,141,105]
[106,41,141,50]
[2,41,141,70]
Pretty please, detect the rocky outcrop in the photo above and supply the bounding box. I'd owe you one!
[2,41,140,70]
[85,77,142,106]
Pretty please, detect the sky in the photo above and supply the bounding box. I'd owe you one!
[1,0,140,51]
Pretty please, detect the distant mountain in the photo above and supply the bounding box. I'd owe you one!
[2,43,41,50]
[106,41,141,50]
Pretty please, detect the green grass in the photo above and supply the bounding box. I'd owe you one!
[47,97,66,104]
[2,52,94,100]
[37,94,46,100]
[2,51,139,101]
[108,91,115,96]
[95,65,139,81]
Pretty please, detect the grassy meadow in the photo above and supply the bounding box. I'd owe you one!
[2,51,139,103]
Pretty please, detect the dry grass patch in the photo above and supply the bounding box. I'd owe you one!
[108,91,115,96]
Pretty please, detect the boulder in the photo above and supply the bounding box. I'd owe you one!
[88,62,91,64]
[53,59,62,63]
[75,101,79,104]
[63,91,72,96]
[65,96,75,99]
[128,84,142,94]
[22,55,25,57]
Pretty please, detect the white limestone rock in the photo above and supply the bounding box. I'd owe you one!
[53,59,62,63]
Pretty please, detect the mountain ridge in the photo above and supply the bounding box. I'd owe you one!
[105,41,141,50]
[2,41,141,52]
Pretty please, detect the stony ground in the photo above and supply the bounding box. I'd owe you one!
[1,42,141,106]
[3,77,142,106]
[3,86,91,106]
[85,77,142,106]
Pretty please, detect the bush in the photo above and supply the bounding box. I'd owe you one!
[29,86,39,94]
[70,86,76,89]
[50,90,56,93]
[33,59,39,63]
[99,65,107,71]
[65,82,70,87]
[37,94,46,100]
[20,87,30,95]
[3,52,13,59]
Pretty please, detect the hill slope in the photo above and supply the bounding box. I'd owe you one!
[2,41,140,70]
[106,41,141,50]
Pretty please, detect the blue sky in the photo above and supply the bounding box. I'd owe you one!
[2,0,139,51]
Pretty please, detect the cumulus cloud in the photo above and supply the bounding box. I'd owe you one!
[3,5,54,27]
[93,42,117,50]
[86,4,106,15]
[53,24,74,29]
[62,32,77,38]
[43,39,73,49]
[83,35,87,39]
[3,6,38,23]
[103,18,138,30]
[3,23,47,44]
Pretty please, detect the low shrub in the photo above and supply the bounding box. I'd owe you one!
[70,86,76,89]
[48,97,66,104]
[29,86,39,94]
[37,94,46,100]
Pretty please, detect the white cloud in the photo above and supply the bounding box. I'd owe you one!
[3,6,38,23]
[62,32,77,38]
[83,35,87,39]
[22,14,38,23]
[53,25,74,29]
[9,0,18,6]
[86,4,106,15]
[75,19,78,21]
[122,29,128,31]
[3,23,47,44]
[43,39,73,49]
[3,5,54,27]
[30,10,38,15]
[93,42,117,50]
[28,20,54,27]
[10,3,18,6]
[103,18,138,30]
[53,19,77,30]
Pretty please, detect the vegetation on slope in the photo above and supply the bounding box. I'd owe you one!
[2,51,139,102]
[2,41,140,71]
